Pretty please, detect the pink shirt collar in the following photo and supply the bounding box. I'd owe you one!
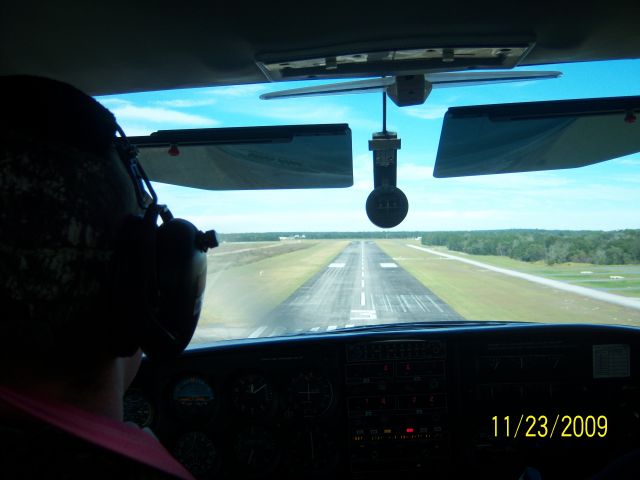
[0,385,195,480]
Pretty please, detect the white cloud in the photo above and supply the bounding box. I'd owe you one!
[499,80,539,89]
[350,117,384,131]
[252,103,352,123]
[610,174,640,184]
[398,164,435,181]
[97,97,130,107]
[410,209,503,221]
[153,98,218,108]
[403,105,449,120]
[228,99,382,131]
[353,152,371,165]
[187,210,370,232]
[110,104,219,126]
[443,171,573,190]
[117,124,157,136]
[612,158,640,166]
[202,84,266,97]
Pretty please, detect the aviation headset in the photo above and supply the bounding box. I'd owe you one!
[111,125,218,361]
[0,75,217,362]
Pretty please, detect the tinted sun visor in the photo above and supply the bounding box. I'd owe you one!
[434,96,640,178]
[130,124,353,190]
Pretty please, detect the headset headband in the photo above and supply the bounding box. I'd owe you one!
[114,125,158,210]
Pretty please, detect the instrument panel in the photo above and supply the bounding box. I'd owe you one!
[346,340,449,476]
[125,324,640,479]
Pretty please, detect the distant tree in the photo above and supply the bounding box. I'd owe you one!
[606,246,625,264]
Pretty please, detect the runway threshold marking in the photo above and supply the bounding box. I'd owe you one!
[248,325,268,338]
[350,309,377,320]
[424,294,444,312]
[413,295,427,312]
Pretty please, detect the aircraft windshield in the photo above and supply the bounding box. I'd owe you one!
[96,60,640,345]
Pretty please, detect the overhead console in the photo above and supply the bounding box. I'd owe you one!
[126,324,640,479]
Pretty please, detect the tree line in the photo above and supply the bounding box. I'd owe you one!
[217,230,640,265]
[218,231,423,242]
[420,230,640,265]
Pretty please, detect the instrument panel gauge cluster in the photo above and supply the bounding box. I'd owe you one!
[287,371,334,418]
[172,375,217,421]
[289,426,340,472]
[234,425,280,474]
[123,389,154,428]
[172,431,218,478]
[126,326,640,479]
[231,373,276,417]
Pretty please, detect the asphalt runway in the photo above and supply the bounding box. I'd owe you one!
[249,241,461,338]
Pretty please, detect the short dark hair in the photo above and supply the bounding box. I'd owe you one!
[0,76,140,377]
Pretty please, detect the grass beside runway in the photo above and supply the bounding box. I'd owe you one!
[211,241,278,254]
[376,240,640,327]
[195,240,349,341]
[417,244,640,298]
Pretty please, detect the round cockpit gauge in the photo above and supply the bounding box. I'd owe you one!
[234,425,280,474]
[172,376,216,421]
[290,427,339,471]
[173,431,217,479]
[231,373,276,417]
[123,390,154,428]
[288,372,333,417]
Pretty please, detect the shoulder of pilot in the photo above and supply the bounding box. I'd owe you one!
[0,421,175,479]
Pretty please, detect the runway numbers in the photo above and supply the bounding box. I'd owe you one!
[380,263,398,268]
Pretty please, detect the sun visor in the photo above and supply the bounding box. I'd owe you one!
[130,124,353,190]
[434,96,640,177]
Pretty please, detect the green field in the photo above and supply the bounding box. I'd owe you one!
[195,240,348,341]
[213,241,278,254]
[376,240,640,327]
[207,240,312,271]
[419,244,640,298]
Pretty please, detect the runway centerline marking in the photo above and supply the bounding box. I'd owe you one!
[360,291,366,306]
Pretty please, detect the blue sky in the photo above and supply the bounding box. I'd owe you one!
[96,60,640,233]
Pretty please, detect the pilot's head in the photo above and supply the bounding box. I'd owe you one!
[0,75,142,385]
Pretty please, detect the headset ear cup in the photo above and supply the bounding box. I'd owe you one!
[141,218,206,360]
